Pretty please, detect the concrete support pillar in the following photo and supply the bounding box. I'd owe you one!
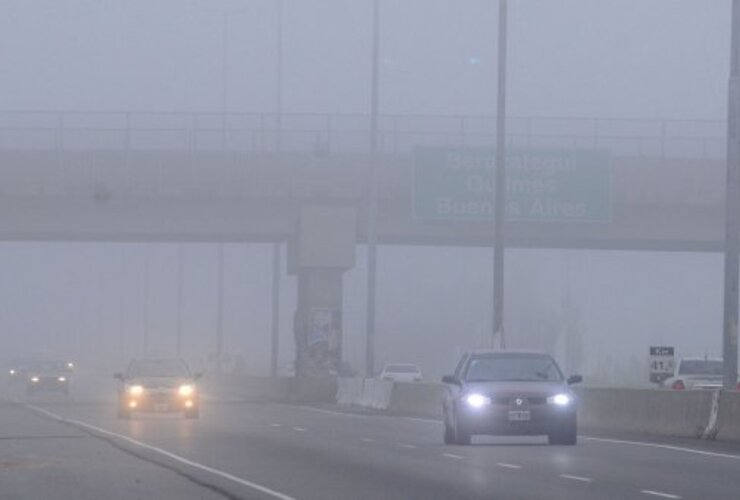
[289,206,356,378]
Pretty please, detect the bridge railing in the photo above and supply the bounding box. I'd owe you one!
[0,110,726,159]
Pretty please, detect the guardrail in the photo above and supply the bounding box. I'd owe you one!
[0,111,726,159]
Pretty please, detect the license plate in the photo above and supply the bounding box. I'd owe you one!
[508,410,531,422]
[155,404,169,412]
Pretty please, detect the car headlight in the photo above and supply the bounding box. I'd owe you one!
[31,376,39,383]
[178,384,195,397]
[128,385,144,396]
[9,369,15,376]
[547,393,573,406]
[58,376,67,382]
[464,393,492,408]
[66,362,74,370]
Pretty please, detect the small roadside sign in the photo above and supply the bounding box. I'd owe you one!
[649,346,675,384]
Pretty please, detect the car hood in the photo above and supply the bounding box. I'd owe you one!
[462,380,569,396]
[127,377,192,389]
[28,371,66,378]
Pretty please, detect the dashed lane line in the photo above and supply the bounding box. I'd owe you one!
[641,490,682,499]
[559,474,592,483]
[441,453,464,460]
[496,463,522,469]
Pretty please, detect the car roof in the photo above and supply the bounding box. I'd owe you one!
[465,349,552,357]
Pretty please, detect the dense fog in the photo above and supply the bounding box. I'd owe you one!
[0,0,732,386]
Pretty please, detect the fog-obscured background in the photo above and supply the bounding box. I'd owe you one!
[0,0,731,385]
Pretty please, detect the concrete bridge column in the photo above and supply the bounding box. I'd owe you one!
[288,206,356,378]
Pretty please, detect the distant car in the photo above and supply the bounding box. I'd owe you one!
[379,363,422,382]
[663,357,727,390]
[442,350,582,446]
[7,360,30,386]
[24,360,70,396]
[115,358,202,419]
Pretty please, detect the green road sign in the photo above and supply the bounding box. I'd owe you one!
[413,148,611,222]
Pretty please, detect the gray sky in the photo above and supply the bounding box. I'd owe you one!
[0,0,731,118]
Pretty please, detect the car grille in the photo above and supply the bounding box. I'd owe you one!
[490,396,547,406]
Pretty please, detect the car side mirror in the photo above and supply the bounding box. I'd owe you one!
[113,372,124,381]
[194,372,204,380]
[567,375,583,385]
[442,375,461,386]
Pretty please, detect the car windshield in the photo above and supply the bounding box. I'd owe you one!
[385,364,420,374]
[679,360,724,376]
[464,355,563,382]
[27,360,66,373]
[127,359,190,379]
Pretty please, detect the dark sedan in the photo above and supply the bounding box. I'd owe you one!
[442,350,582,445]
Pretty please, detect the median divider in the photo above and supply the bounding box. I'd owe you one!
[204,375,337,404]
[336,380,740,443]
[575,387,714,438]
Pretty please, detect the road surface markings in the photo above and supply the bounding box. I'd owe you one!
[496,463,522,469]
[269,423,282,428]
[26,405,297,500]
[442,453,464,460]
[582,436,740,461]
[559,474,592,483]
[399,444,416,449]
[641,490,682,499]
[292,427,307,432]
[360,437,375,442]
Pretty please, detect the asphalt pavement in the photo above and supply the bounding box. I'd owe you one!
[4,384,740,500]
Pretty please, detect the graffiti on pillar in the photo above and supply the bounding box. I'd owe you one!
[305,308,342,375]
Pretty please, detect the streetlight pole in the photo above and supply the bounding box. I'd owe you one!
[216,244,225,373]
[176,243,184,358]
[366,0,380,377]
[493,0,508,349]
[723,0,740,390]
[275,0,284,152]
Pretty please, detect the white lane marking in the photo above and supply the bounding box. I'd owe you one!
[26,405,297,500]
[399,444,416,449]
[360,437,375,443]
[270,423,282,428]
[442,453,464,460]
[291,406,370,419]
[641,490,682,499]
[496,463,521,469]
[559,474,592,483]
[582,436,740,461]
[292,427,307,432]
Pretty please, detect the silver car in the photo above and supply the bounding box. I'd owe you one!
[442,350,582,445]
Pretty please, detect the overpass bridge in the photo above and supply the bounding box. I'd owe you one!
[0,111,727,375]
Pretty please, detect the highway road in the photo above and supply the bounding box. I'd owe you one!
[3,386,740,500]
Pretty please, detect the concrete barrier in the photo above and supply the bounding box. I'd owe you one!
[386,382,444,419]
[715,391,740,441]
[205,375,336,403]
[361,379,394,410]
[575,387,714,438]
[337,378,365,406]
[336,378,394,410]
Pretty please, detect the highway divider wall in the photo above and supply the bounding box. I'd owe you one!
[205,375,337,403]
[209,375,740,443]
[575,387,714,438]
[335,379,740,442]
